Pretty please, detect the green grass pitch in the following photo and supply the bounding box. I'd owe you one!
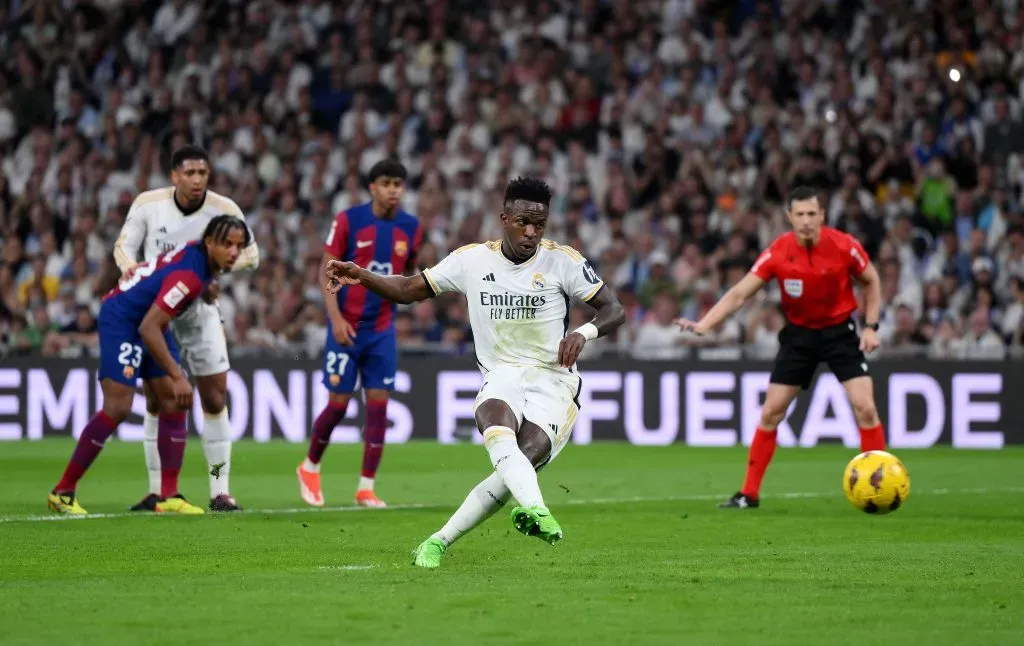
[1,440,1022,645]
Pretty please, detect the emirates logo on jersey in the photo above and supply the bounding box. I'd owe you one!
[480,292,547,320]
[783,279,804,298]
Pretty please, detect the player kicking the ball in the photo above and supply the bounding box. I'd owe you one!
[114,145,259,513]
[296,160,422,509]
[325,177,625,567]
[49,217,248,514]
[676,186,886,508]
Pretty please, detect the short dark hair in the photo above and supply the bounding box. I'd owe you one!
[202,215,251,246]
[368,159,407,184]
[503,176,553,208]
[786,186,819,209]
[171,145,210,169]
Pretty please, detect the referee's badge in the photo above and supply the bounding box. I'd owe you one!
[783,279,803,298]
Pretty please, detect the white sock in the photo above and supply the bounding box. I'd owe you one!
[432,471,510,547]
[203,410,232,498]
[143,412,161,495]
[483,426,545,509]
[302,458,320,473]
[358,476,374,491]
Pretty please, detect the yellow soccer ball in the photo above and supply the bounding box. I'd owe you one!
[842,450,910,515]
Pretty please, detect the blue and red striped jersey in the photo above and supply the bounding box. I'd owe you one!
[324,202,422,332]
[102,242,214,326]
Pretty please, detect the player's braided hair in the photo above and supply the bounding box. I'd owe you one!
[202,215,251,246]
[503,176,553,208]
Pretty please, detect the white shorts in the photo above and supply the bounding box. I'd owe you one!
[170,301,230,377]
[473,364,582,466]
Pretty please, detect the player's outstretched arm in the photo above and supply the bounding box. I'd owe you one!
[324,260,432,304]
[678,273,765,335]
[557,286,626,367]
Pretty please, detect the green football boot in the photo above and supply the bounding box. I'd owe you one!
[412,537,446,569]
[510,505,563,545]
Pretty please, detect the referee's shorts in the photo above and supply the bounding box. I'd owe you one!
[770,319,869,390]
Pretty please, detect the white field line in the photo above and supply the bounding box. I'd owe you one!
[3,486,1024,525]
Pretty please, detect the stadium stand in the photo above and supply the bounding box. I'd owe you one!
[1,0,1022,360]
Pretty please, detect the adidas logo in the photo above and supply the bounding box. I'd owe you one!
[549,424,558,434]
[158,226,167,233]
[482,273,496,282]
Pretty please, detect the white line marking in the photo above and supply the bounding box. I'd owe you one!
[6,487,1024,524]
[317,565,375,571]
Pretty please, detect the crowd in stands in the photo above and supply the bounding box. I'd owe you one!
[2,0,1024,361]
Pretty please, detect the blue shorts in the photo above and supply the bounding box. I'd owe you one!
[97,309,181,387]
[322,324,396,394]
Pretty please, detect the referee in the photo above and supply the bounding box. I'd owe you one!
[677,186,886,508]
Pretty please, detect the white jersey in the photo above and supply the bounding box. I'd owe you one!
[422,240,605,374]
[113,187,259,272]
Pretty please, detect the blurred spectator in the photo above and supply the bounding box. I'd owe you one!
[632,292,687,360]
[42,305,98,357]
[0,0,1022,360]
[745,303,784,361]
[952,307,1007,360]
[1000,276,1024,340]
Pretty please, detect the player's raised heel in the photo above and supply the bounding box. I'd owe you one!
[719,492,759,509]
[510,505,563,545]
[412,538,446,568]
[48,492,87,515]
[155,494,205,515]
[355,489,387,508]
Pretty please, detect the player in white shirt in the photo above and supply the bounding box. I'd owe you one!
[113,145,260,513]
[325,177,625,568]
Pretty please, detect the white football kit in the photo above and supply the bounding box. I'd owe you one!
[422,240,605,463]
[114,187,259,377]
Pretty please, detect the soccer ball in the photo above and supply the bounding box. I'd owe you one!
[842,450,910,515]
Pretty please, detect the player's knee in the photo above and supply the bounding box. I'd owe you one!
[158,398,186,415]
[199,390,226,415]
[759,407,787,429]
[851,399,880,427]
[474,399,517,432]
[103,401,132,424]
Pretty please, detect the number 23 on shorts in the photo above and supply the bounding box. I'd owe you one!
[117,342,143,380]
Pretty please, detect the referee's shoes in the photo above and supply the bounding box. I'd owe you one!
[719,492,759,508]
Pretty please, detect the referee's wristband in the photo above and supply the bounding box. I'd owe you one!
[573,322,599,341]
